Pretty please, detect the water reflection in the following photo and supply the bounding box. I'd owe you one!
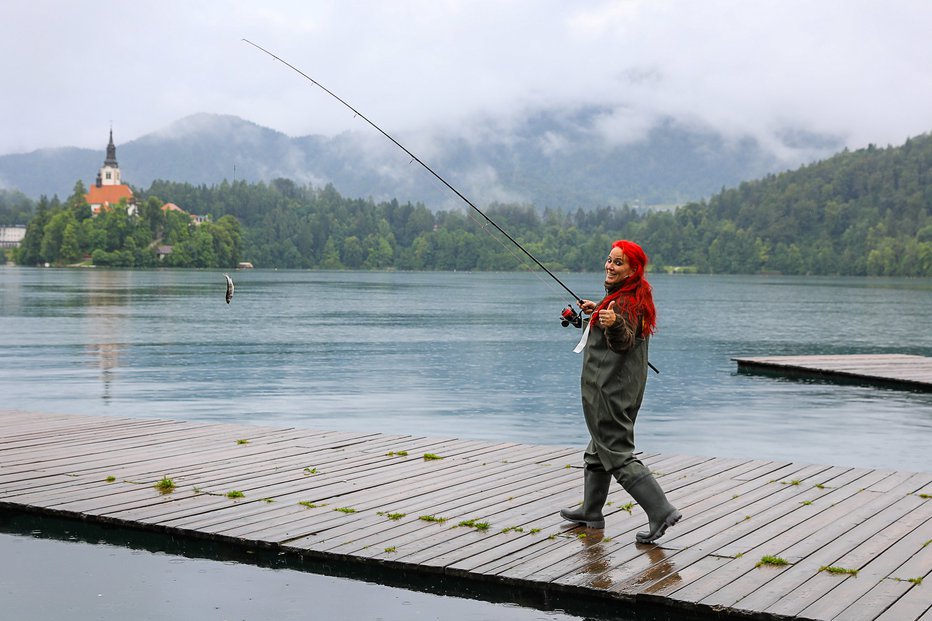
[577,532,613,590]
[84,342,121,403]
[625,545,680,592]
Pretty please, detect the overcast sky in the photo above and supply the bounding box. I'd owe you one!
[1,0,930,157]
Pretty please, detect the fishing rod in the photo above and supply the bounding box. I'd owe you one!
[243,40,662,376]
[242,39,583,308]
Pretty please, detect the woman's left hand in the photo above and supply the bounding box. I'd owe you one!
[599,301,618,328]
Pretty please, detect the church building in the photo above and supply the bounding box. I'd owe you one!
[85,130,134,215]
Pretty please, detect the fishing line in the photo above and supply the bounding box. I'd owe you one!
[242,39,583,306]
[460,206,569,302]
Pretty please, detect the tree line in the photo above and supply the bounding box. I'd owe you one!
[10,181,241,268]
[4,132,930,276]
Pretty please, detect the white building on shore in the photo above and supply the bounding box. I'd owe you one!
[0,225,27,248]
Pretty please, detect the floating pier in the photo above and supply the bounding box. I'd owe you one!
[734,354,932,391]
[1,410,930,620]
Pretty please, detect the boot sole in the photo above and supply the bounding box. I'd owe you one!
[559,509,605,529]
[636,509,682,543]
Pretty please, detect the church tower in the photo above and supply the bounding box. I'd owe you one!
[86,128,133,215]
[95,129,122,187]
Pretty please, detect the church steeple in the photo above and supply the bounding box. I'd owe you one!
[104,129,118,168]
[96,128,121,188]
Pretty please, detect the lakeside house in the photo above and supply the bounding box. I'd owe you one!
[0,225,27,248]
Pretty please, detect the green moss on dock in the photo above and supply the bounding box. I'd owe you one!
[418,514,447,523]
[154,476,176,494]
[756,555,788,568]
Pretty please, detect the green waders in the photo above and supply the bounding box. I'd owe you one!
[559,315,680,542]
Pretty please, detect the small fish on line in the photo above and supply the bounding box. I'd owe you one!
[223,273,234,304]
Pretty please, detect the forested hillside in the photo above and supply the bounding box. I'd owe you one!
[637,133,932,275]
[6,133,930,276]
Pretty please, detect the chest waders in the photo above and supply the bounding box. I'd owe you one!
[560,319,681,543]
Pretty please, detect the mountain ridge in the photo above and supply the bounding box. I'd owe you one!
[0,112,842,210]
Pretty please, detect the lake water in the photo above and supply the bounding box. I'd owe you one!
[2,267,931,619]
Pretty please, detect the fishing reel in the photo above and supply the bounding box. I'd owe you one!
[560,305,582,328]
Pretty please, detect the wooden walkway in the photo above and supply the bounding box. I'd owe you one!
[734,354,932,391]
[1,410,930,620]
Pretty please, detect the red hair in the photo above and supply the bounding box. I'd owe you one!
[594,240,656,336]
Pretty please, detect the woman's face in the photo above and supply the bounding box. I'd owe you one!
[605,247,634,285]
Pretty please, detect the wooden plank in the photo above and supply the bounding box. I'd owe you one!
[510,462,829,592]
[96,438,528,529]
[786,500,932,620]
[271,447,591,547]
[873,580,932,621]
[714,494,928,617]
[499,459,773,586]
[219,448,573,544]
[597,467,894,604]
[80,437,492,522]
[659,469,917,608]
[156,435,524,533]
[0,429,386,500]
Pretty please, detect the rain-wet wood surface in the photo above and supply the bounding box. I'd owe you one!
[733,354,932,391]
[2,409,930,620]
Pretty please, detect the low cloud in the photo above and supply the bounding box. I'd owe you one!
[0,0,929,161]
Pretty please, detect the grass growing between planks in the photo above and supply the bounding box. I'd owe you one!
[154,476,176,494]
[419,514,448,523]
[756,555,789,568]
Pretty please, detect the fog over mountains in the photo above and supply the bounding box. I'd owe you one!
[0,112,843,210]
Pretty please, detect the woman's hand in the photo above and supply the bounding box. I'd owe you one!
[598,300,618,328]
[579,299,597,315]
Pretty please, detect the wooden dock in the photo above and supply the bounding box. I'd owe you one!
[734,354,932,391]
[1,410,930,620]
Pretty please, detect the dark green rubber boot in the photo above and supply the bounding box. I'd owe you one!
[560,466,612,528]
[625,473,681,543]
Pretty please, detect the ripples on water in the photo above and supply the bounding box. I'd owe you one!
[1,267,930,472]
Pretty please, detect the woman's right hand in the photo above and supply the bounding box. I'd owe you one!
[579,299,596,315]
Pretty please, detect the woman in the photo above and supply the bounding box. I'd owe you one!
[560,239,681,543]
